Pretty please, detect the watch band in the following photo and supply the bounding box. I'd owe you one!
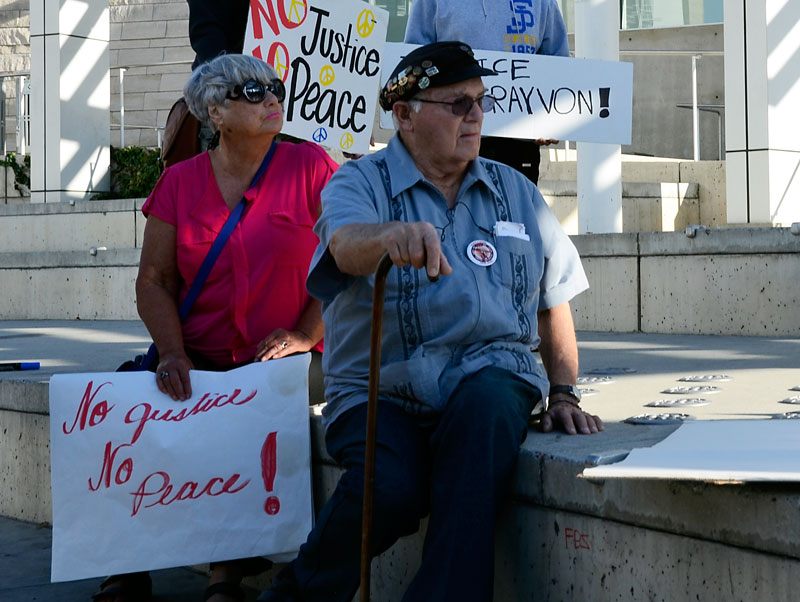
[549,384,581,404]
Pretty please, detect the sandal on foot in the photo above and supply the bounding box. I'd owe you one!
[204,582,245,602]
[91,572,152,602]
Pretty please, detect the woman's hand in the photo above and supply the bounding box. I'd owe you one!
[256,328,316,361]
[155,351,194,402]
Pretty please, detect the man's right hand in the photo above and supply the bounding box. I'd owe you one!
[330,221,453,278]
[380,221,453,279]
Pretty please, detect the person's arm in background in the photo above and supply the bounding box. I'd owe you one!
[403,0,438,43]
[538,0,570,58]
[187,0,250,68]
[187,0,228,67]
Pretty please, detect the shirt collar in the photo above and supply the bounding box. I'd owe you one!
[383,135,504,203]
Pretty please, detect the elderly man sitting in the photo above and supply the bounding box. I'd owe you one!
[259,41,603,602]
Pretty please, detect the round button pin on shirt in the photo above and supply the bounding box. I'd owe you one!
[466,240,497,267]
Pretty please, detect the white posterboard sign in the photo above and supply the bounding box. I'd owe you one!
[243,0,389,155]
[49,357,313,582]
[379,43,633,145]
[582,420,800,482]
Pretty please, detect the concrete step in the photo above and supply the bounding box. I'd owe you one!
[0,198,145,253]
[2,228,798,336]
[2,321,799,600]
[0,248,140,320]
[539,179,700,234]
[539,153,727,229]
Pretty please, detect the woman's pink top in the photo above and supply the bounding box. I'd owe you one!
[142,141,338,365]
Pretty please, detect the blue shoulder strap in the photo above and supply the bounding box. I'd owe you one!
[140,140,278,371]
[178,139,277,322]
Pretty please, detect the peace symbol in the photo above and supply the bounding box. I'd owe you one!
[268,43,290,81]
[287,0,308,25]
[340,132,354,150]
[313,128,328,143]
[319,65,336,86]
[356,9,376,37]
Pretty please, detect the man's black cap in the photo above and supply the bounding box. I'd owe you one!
[379,41,497,111]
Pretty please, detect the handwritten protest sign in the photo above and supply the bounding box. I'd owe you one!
[243,0,389,154]
[379,43,633,145]
[49,357,313,582]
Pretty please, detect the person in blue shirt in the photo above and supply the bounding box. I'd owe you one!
[404,0,570,184]
[258,41,602,602]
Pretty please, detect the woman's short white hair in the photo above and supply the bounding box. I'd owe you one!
[183,54,280,128]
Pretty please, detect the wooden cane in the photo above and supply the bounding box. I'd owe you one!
[359,253,394,602]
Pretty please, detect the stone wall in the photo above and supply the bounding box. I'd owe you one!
[109,0,192,148]
[0,0,29,154]
[0,0,192,151]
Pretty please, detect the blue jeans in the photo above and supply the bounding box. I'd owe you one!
[258,366,539,602]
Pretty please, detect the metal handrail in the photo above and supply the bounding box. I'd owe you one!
[676,103,724,160]
[619,49,724,160]
[0,71,31,156]
[113,60,192,147]
[110,124,166,149]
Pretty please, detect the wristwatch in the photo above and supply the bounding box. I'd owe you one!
[549,384,582,405]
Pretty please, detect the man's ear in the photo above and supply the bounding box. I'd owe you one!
[393,102,414,132]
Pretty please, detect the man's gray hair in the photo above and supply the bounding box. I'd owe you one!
[390,98,423,130]
[183,54,280,128]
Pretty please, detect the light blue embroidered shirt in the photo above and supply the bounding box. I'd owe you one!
[307,136,588,429]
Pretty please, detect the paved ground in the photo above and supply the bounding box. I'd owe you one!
[1,319,798,600]
[0,513,233,600]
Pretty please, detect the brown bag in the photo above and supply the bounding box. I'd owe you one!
[161,97,201,167]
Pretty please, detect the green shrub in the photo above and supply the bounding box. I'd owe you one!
[93,146,163,200]
[0,152,30,194]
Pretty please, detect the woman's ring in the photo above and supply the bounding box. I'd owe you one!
[280,341,288,350]
[159,371,169,379]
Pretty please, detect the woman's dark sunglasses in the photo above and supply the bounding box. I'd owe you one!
[226,78,286,103]
[413,94,497,116]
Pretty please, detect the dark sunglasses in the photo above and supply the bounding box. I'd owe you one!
[413,94,496,116]
[226,78,286,103]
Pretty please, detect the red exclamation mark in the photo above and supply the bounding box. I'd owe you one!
[260,431,280,515]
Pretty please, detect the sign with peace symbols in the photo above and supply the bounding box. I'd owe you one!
[244,0,389,155]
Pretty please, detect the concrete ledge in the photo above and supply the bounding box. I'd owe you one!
[571,233,639,257]
[1,324,799,599]
[640,226,800,255]
[572,228,800,335]
[0,199,144,216]
[0,199,146,253]
[312,421,800,600]
[0,248,141,268]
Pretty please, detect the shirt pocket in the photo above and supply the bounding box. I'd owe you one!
[493,235,543,304]
[261,210,319,270]
[176,222,220,285]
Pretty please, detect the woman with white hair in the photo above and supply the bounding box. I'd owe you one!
[93,53,338,602]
